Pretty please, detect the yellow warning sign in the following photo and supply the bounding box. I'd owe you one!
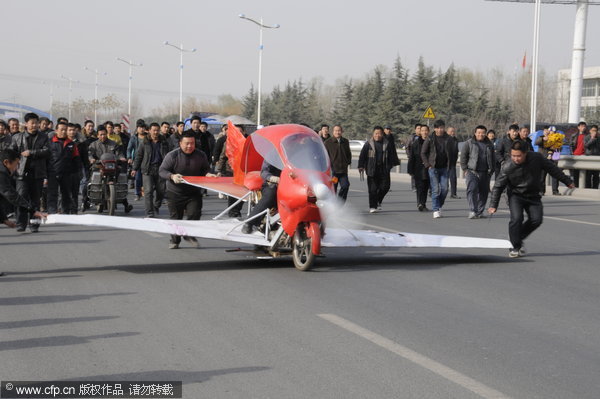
[423,106,436,119]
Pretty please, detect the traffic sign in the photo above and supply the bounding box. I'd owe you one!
[423,106,436,119]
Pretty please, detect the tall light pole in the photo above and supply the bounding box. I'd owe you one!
[164,41,196,121]
[116,57,143,126]
[568,0,589,122]
[239,14,280,127]
[485,0,600,125]
[530,0,542,132]
[84,67,107,126]
[60,75,78,121]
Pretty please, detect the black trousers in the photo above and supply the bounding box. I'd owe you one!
[142,165,165,217]
[167,194,202,244]
[246,184,277,227]
[47,174,72,214]
[367,171,390,209]
[449,165,458,196]
[587,170,599,189]
[15,177,43,229]
[414,177,429,207]
[508,194,543,250]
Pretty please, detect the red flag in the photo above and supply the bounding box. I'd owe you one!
[521,52,527,69]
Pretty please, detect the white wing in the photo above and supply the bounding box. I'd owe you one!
[46,215,511,250]
[322,228,511,249]
[46,214,270,246]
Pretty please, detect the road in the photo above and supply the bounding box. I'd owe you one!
[1,175,599,399]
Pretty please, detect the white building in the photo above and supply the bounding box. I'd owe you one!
[557,66,600,123]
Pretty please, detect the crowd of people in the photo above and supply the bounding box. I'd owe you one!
[0,114,596,262]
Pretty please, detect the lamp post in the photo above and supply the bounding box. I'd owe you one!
[239,13,280,127]
[84,67,107,126]
[164,41,196,121]
[116,57,143,126]
[60,75,78,121]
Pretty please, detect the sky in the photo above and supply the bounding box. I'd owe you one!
[1,0,599,117]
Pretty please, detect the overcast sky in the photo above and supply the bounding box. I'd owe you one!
[1,0,599,116]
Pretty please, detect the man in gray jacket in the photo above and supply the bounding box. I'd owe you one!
[460,125,495,219]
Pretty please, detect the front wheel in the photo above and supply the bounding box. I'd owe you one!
[292,229,315,271]
[108,184,116,216]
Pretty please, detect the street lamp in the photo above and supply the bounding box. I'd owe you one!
[164,41,196,121]
[84,66,108,126]
[60,75,78,121]
[116,57,143,127]
[239,14,280,127]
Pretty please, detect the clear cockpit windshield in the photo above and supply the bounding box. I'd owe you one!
[250,133,285,170]
[281,133,329,172]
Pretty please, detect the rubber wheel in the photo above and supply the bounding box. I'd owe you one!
[292,229,315,271]
[108,184,116,216]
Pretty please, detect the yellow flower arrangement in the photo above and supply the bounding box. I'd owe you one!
[545,132,565,151]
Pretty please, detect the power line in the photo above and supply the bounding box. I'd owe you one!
[0,72,220,100]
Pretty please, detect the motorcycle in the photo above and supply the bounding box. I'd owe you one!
[87,153,130,215]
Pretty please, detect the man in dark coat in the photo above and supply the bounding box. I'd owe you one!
[133,123,170,217]
[489,140,574,258]
[324,125,352,202]
[10,112,49,232]
[407,125,430,211]
[159,132,211,248]
[46,121,81,214]
[420,119,459,218]
[358,126,398,213]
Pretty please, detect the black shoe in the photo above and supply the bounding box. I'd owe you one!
[450,194,461,199]
[125,204,133,213]
[30,227,39,233]
[241,224,253,234]
[228,211,242,218]
[16,227,26,232]
[552,191,561,196]
[417,204,425,212]
[0,272,4,277]
[154,206,159,215]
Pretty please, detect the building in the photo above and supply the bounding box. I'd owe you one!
[557,66,600,123]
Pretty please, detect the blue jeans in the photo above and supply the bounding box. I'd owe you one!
[333,172,350,202]
[428,168,449,212]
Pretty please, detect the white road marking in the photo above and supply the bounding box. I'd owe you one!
[143,231,163,238]
[318,313,512,399]
[496,210,600,227]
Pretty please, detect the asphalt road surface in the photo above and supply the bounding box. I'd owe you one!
[1,175,599,399]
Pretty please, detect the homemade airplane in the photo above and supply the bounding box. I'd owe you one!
[47,122,511,271]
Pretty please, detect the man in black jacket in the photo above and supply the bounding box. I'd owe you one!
[420,119,458,218]
[324,125,352,202]
[10,112,49,232]
[133,123,170,217]
[489,141,574,258]
[358,126,398,213]
[159,132,211,248]
[1,149,46,232]
[496,124,521,164]
[407,125,430,211]
[46,121,81,214]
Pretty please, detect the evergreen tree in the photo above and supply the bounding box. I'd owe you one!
[241,84,257,122]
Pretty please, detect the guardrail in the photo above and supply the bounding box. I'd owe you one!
[350,150,600,189]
